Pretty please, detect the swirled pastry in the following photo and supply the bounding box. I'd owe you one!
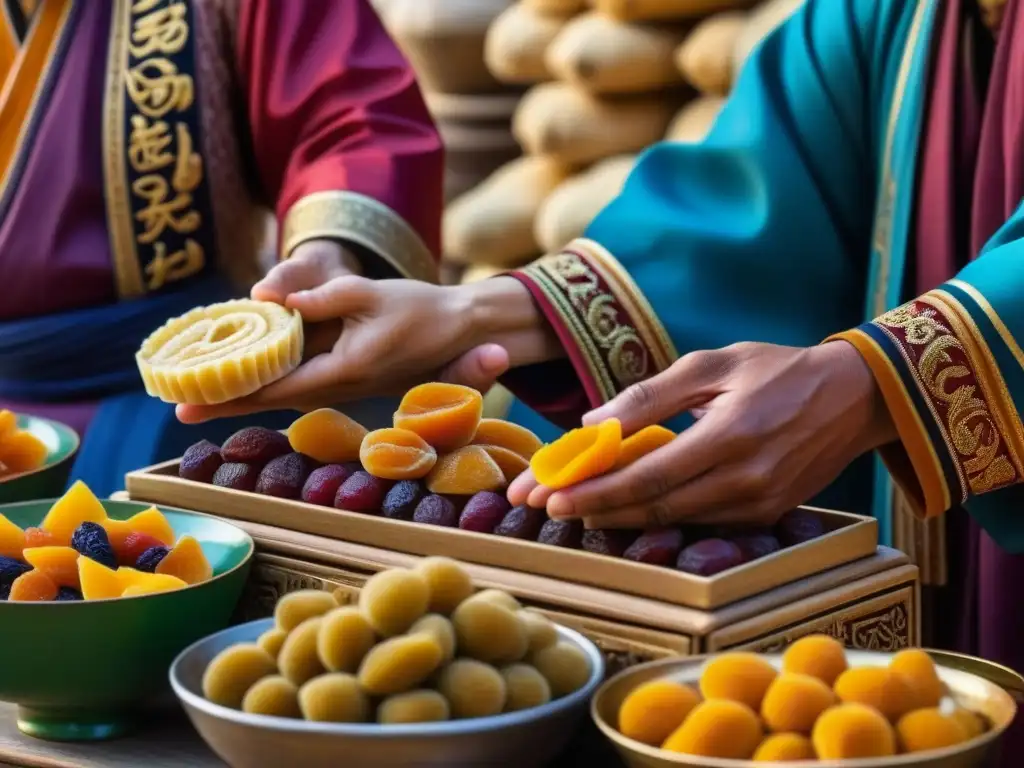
[136,300,303,405]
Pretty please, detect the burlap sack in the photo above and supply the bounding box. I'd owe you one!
[664,96,725,142]
[485,3,568,84]
[545,12,686,94]
[675,12,746,95]
[593,0,757,22]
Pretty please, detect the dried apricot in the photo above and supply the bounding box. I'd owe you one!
[700,652,777,711]
[661,699,763,759]
[426,446,506,495]
[41,481,108,546]
[812,703,896,758]
[896,707,969,753]
[278,617,327,686]
[394,383,484,451]
[317,607,377,673]
[414,556,474,615]
[782,634,848,686]
[833,666,916,722]
[452,598,528,664]
[22,546,81,589]
[78,557,124,600]
[257,627,288,661]
[359,568,430,636]
[889,649,943,709]
[478,446,530,483]
[102,506,174,549]
[242,675,301,719]
[379,690,450,724]
[502,664,551,712]
[760,672,835,733]
[155,535,212,585]
[23,527,54,549]
[437,659,506,718]
[118,568,187,596]
[275,589,337,632]
[0,515,25,560]
[519,610,558,653]
[9,569,58,602]
[357,633,444,696]
[409,614,456,663]
[202,644,277,709]
[752,733,816,761]
[530,419,622,490]
[471,419,543,459]
[618,679,701,746]
[360,428,438,481]
[614,425,675,469]
[950,707,985,739]
[0,430,47,474]
[467,588,522,612]
[531,641,591,697]
[299,673,370,722]
[288,408,368,464]
[0,410,15,439]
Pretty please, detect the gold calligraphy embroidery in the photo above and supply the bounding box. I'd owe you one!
[124,0,205,292]
[876,301,1017,495]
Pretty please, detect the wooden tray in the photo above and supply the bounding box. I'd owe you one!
[127,459,878,610]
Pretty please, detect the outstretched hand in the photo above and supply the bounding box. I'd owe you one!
[509,341,896,529]
[176,276,510,424]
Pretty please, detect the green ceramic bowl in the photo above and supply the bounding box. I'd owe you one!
[0,415,79,504]
[0,499,253,743]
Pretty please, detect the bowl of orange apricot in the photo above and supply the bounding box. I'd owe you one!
[0,410,79,504]
[592,636,1018,767]
[0,481,253,742]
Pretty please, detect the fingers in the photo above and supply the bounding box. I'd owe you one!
[438,344,510,392]
[285,276,378,323]
[252,243,360,304]
[507,469,538,506]
[582,350,730,432]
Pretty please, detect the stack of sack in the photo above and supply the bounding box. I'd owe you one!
[444,0,803,282]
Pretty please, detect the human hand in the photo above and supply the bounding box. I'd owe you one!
[251,240,362,304]
[508,341,896,529]
[176,276,511,423]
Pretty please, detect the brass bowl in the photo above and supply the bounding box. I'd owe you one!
[172,618,605,768]
[591,651,1020,768]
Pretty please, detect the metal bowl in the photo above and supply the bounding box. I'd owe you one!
[171,618,605,768]
[591,651,1020,768]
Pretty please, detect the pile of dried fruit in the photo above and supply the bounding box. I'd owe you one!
[0,482,212,601]
[178,383,828,577]
[0,409,47,479]
[616,637,987,761]
[202,557,591,723]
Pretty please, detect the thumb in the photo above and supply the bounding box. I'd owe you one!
[581,350,726,432]
[252,258,321,304]
[285,276,378,323]
[438,344,510,392]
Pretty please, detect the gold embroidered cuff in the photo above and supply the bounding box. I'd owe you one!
[513,238,677,404]
[281,191,438,283]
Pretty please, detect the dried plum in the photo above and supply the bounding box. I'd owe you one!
[335,471,390,513]
[412,495,459,527]
[381,480,426,520]
[55,587,83,601]
[179,440,224,483]
[136,546,170,573]
[302,464,354,507]
[537,519,582,548]
[0,555,32,597]
[732,533,781,562]
[458,492,510,533]
[212,462,260,492]
[220,426,291,466]
[256,452,312,499]
[676,539,744,576]
[71,522,117,569]
[623,528,684,565]
[494,506,546,540]
[775,509,826,546]
[582,529,637,557]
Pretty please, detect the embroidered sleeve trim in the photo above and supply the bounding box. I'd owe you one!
[830,290,1024,518]
[511,238,678,405]
[280,190,438,284]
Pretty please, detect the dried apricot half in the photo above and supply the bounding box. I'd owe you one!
[530,419,622,490]
[394,383,483,451]
[288,409,367,464]
[426,446,506,495]
[471,419,543,459]
[360,428,438,481]
[614,425,675,469]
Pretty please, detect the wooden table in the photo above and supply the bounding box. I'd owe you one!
[0,703,625,767]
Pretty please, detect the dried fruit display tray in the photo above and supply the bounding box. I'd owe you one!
[126,459,878,610]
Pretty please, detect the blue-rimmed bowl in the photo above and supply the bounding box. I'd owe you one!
[0,415,79,504]
[171,618,605,768]
[0,499,253,742]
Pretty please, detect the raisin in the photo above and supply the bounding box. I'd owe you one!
[676,539,745,576]
[70,522,117,569]
[458,491,510,533]
[220,426,291,466]
[622,528,684,566]
[537,518,582,548]
[178,440,223,484]
[55,587,83,601]
[0,555,32,596]
[581,529,637,557]
[212,462,260,492]
[334,471,390,513]
[256,452,312,499]
[494,506,546,540]
[302,464,354,507]
[412,495,459,527]
[381,480,427,520]
[136,546,170,573]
